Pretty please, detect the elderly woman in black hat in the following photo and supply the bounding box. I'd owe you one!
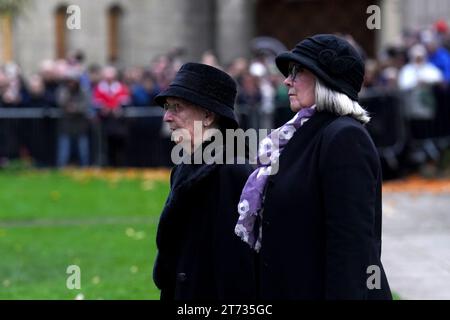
[235,34,392,299]
[152,63,256,300]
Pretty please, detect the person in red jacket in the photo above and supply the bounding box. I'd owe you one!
[93,66,130,111]
[93,66,130,166]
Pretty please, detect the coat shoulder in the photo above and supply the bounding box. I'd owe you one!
[318,115,380,172]
[322,116,369,141]
[320,116,375,152]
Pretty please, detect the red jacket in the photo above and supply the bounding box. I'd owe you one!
[93,81,130,109]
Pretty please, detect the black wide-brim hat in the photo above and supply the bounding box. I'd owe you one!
[275,34,365,101]
[155,63,239,129]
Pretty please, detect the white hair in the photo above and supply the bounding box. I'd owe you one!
[314,79,370,124]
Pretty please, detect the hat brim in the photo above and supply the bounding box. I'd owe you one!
[275,52,358,101]
[154,85,239,129]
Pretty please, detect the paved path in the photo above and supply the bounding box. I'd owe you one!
[382,192,450,299]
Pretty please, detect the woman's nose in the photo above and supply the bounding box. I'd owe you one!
[163,111,173,122]
[284,76,292,87]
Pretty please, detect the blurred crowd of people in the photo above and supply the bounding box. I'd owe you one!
[361,20,450,175]
[1,22,450,168]
[363,19,450,92]
[0,51,167,167]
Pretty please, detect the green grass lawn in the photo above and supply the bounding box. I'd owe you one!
[0,169,170,300]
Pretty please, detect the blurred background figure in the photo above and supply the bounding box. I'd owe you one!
[39,59,61,109]
[125,67,160,106]
[93,66,130,166]
[362,59,382,90]
[1,63,27,108]
[201,50,221,69]
[150,54,178,91]
[236,72,262,130]
[398,44,443,91]
[226,57,249,79]
[0,69,9,108]
[434,19,450,53]
[398,44,444,169]
[56,69,91,167]
[249,52,275,130]
[421,29,450,84]
[27,75,50,109]
[272,72,293,128]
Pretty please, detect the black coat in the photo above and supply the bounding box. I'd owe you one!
[153,149,257,300]
[258,111,392,300]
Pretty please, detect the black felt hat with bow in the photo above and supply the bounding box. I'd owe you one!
[275,34,365,101]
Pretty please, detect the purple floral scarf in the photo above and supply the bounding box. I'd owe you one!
[235,105,316,252]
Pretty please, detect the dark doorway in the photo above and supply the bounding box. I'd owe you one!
[255,0,380,58]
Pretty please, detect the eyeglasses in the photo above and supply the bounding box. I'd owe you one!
[163,102,181,113]
[288,63,303,81]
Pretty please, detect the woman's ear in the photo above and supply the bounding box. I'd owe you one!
[203,110,216,127]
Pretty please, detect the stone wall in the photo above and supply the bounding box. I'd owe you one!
[9,0,221,73]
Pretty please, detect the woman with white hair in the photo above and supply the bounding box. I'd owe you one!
[235,34,392,299]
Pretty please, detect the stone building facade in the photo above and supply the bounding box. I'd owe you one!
[0,0,255,73]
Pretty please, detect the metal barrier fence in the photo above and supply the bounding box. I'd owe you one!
[0,107,172,168]
[1,87,449,173]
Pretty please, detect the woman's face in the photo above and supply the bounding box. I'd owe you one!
[284,63,316,112]
[163,97,211,150]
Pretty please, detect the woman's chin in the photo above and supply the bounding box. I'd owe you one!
[289,104,301,112]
